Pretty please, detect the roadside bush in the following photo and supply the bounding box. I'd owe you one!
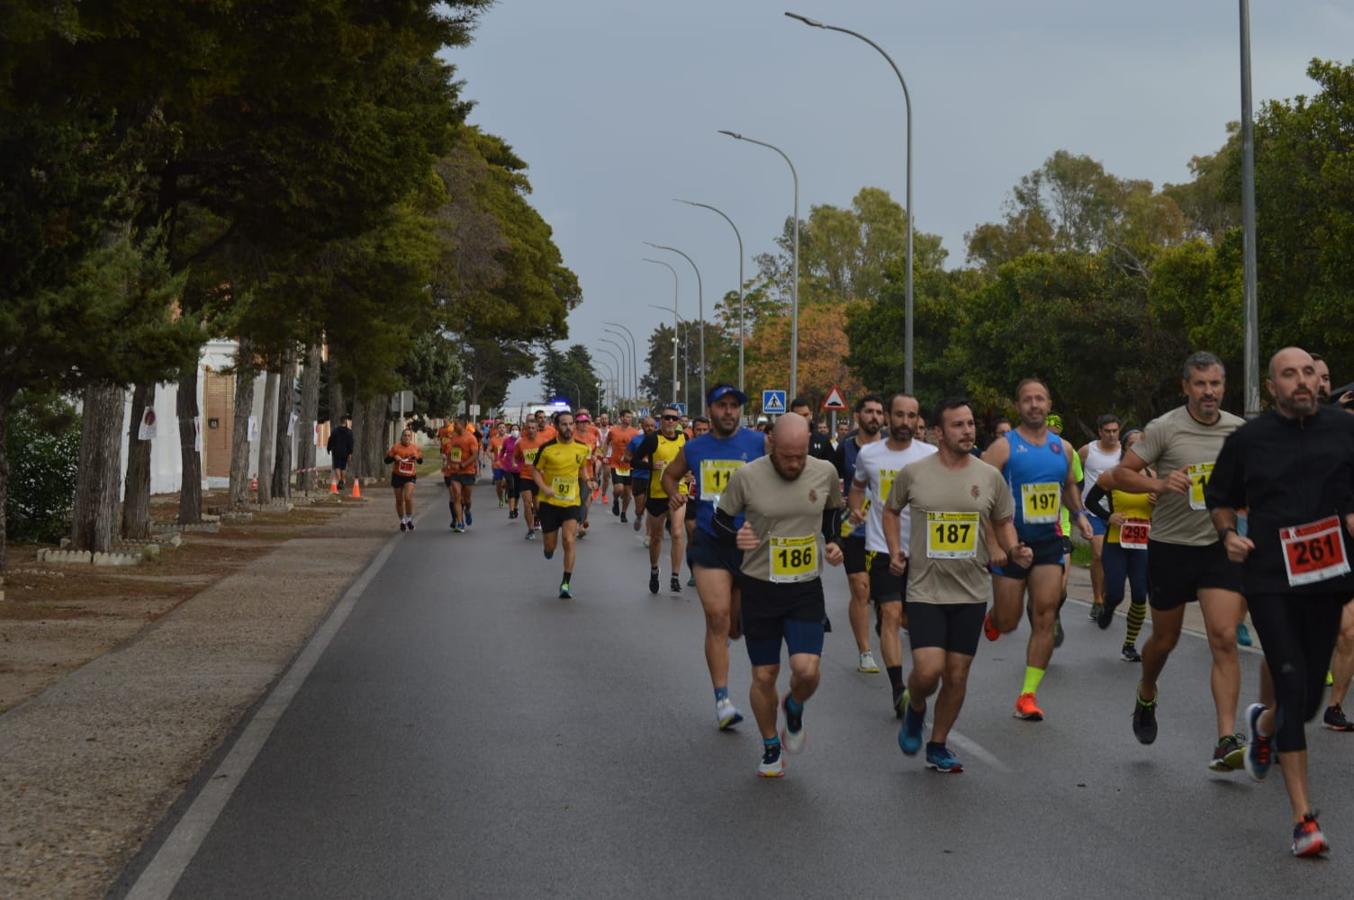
[5,396,80,543]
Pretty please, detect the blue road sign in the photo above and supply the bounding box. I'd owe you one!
[761,390,787,415]
[638,406,650,417]
[675,402,687,416]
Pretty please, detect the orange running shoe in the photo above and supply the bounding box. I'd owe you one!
[1013,692,1044,721]
[983,611,1000,642]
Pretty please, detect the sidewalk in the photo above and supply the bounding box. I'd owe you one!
[0,494,398,900]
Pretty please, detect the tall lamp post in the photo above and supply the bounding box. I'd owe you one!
[786,12,914,395]
[649,304,690,410]
[642,258,680,404]
[602,323,640,408]
[645,242,706,404]
[719,130,799,397]
[1238,0,1260,418]
[598,340,629,404]
[595,357,618,413]
[675,199,745,393]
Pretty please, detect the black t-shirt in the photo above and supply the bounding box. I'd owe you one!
[1206,406,1354,595]
[809,432,834,463]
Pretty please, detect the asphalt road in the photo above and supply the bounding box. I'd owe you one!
[123,481,1354,898]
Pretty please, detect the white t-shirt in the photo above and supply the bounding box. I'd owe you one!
[853,438,938,553]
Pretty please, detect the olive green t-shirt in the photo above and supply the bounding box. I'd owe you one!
[717,456,844,584]
[1132,405,1244,546]
[887,454,1014,605]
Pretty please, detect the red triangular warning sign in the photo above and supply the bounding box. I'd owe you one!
[821,385,848,411]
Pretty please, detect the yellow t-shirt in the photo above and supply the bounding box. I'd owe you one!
[534,439,591,508]
[1108,490,1153,545]
[648,433,686,500]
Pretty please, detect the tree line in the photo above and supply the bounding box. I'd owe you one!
[0,1,580,570]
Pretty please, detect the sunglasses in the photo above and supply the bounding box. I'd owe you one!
[661,414,681,421]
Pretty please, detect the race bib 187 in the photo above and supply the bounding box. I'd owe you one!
[926,511,980,559]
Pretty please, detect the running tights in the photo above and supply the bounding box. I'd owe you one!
[1103,542,1148,647]
[1247,592,1347,753]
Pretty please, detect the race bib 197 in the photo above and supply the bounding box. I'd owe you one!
[770,535,818,583]
[926,511,979,559]
[1021,482,1060,524]
[1281,516,1350,587]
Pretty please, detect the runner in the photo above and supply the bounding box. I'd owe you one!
[624,416,657,535]
[1045,413,1084,648]
[713,413,845,777]
[440,417,479,533]
[888,399,1032,772]
[1313,354,1354,731]
[981,379,1094,722]
[606,410,639,522]
[497,425,523,521]
[595,412,612,503]
[791,397,835,462]
[833,395,886,674]
[1083,428,1151,662]
[574,410,599,536]
[661,385,766,731]
[384,428,423,532]
[847,393,937,716]
[531,410,595,599]
[1102,351,1249,772]
[632,406,687,593]
[326,414,355,491]
[1207,347,1354,856]
[489,424,508,508]
[1079,414,1122,620]
[514,420,548,540]
[681,417,712,585]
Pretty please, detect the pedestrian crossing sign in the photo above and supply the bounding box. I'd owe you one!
[821,385,848,411]
[675,402,687,415]
[762,390,787,415]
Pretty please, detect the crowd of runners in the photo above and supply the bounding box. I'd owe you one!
[376,347,1354,859]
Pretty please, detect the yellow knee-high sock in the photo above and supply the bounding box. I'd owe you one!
[1022,666,1046,695]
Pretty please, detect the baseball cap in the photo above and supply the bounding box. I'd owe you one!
[706,383,747,406]
[576,412,591,422]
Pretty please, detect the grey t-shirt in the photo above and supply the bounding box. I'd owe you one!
[717,456,844,584]
[1132,405,1244,546]
[887,454,1014,605]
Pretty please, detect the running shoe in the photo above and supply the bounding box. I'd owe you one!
[642,534,651,548]
[1323,703,1354,732]
[1053,612,1065,649]
[407,520,415,532]
[1132,692,1158,744]
[465,510,473,527]
[558,581,572,600]
[649,570,660,595]
[1292,812,1329,858]
[1013,692,1044,721]
[1089,602,1103,621]
[1097,601,1119,631]
[612,498,620,516]
[620,512,628,523]
[1236,622,1253,647]
[525,530,536,541]
[497,498,505,508]
[857,650,880,674]
[983,610,1000,642]
[453,523,465,534]
[687,574,696,587]
[758,743,785,778]
[898,692,925,756]
[400,521,408,532]
[1244,703,1273,782]
[781,695,806,753]
[1121,644,1142,663]
[716,698,744,730]
[925,743,964,774]
[1209,733,1247,772]
[892,684,906,720]
[670,575,681,593]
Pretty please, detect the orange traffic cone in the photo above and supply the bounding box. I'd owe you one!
[329,474,339,495]
[351,478,362,499]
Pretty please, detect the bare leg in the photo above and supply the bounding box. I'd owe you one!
[787,652,821,704]
[1138,605,1185,702]
[1025,566,1063,670]
[560,518,578,573]
[931,653,976,745]
[750,664,781,739]
[880,602,904,669]
[1200,588,1246,737]
[647,512,665,568]
[402,482,416,519]
[1277,750,1312,823]
[1329,601,1354,708]
[1090,534,1105,603]
[669,504,686,576]
[990,576,1027,634]
[847,572,871,654]
[696,566,735,690]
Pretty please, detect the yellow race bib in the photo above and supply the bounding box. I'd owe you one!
[878,469,899,507]
[770,535,818,583]
[450,447,463,462]
[551,476,577,502]
[926,511,980,559]
[1021,482,1060,524]
[1187,463,1213,511]
[700,459,743,502]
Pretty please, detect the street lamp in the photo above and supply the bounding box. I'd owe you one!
[786,11,915,395]
[649,304,691,410]
[644,242,705,404]
[598,340,628,403]
[642,257,680,404]
[675,199,745,394]
[603,322,640,409]
[595,357,618,413]
[1238,0,1260,417]
[719,129,799,398]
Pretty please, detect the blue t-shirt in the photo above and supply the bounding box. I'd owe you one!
[627,432,651,479]
[1003,429,1069,542]
[683,427,767,536]
[835,433,870,539]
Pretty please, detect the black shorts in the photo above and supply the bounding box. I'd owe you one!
[1061,536,1074,556]
[842,535,867,575]
[391,474,416,489]
[906,601,987,657]
[517,474,536,495]
[332,456,350,472]
[740,576,827,666]
[613,472,632,486]
[537,502,583,534]
[1147,539,1244,610]
[632,475,651,495]
[994,535,1064,579]
[868,549,907,605]
[687,526,743,574]
[645,496,677,519]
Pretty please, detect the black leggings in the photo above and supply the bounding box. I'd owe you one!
[1247,592,1347,753]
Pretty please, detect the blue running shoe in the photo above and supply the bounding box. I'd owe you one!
[897,691,925,756]
[1244,703,1273,782]
[1237,622,1253,647]
[925,742,964,774]
[465,509,473,527]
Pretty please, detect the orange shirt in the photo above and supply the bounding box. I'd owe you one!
[489,435,505,460]
[576,427,600,476]
[441,431,479,476]
[514,434,548,477]
[387,443,422,478]
[536,425,557,443]
[607,426,638,466]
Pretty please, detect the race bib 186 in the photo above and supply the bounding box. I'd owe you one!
[1281,516,1351,587]
[770,535,818,583]
[926,511,979,559]
[1021,482,1060,524]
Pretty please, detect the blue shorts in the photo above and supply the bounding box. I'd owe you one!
[492,468,505,482]
[1089,514,1108,537]
[686,527,743,574]
[741,576,826,666]
[992,536,1065,579]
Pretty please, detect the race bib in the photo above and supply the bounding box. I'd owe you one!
[615,466,631,477]
[770,535,818,583]
[1187,463,1213,511]
[700,459,742,504]
[926,511,980,559]
[1281,516,1350,587]
[524,449,540,466]
[878,469,899,507]
[449,447,463,462]
[551,476,578,502]
[1021,482,1060,524]
[1119,518,1151,551]
[396,458,416,477]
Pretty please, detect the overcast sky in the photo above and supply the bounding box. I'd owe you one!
[452,1,1354,407]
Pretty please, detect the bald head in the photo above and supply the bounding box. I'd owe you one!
[1267,346,1320,417]
[768,414,810,481]
[1268,346,1313,381]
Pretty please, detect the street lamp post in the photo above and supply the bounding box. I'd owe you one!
[598,340,628,403]
[642,258,680,404]
[595,357,618,413]
[1238,0,1260,418]
[786,12,915,395]
[645,242,706,405]
[675,199,745,393]
[649,304,690,410]
[719,129,799,397]
[602,323,640,408]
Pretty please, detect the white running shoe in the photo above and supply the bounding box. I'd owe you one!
[642,533,651,548]
[716,698,744,730]
[858,650,881,674]
[780,696,806,754]
[758,746,785,778]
